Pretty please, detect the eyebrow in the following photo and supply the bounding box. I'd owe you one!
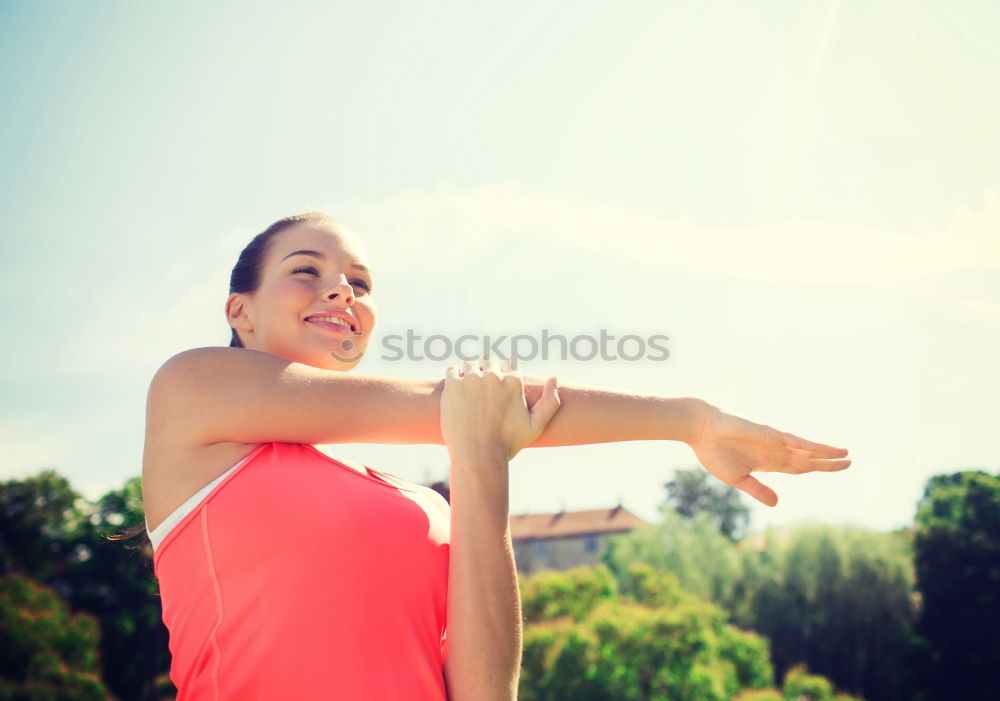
[280,249,371,273]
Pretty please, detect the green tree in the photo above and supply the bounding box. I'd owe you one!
[739,526,915,701]
[518,564,776,701]
[65,475,171,701]
[521,562,619,623]
[600,513,915,701]
[781,663,865,701]
[912,470,1000,700]
[731,664,868,701]
[602,509,744,608]
[0,574,108,700]
[1,471,171,701]
[0,470,86,582]
[664,467,751,541]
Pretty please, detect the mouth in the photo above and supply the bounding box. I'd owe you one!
[305,318,359,335]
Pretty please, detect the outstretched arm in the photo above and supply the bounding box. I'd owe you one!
[148,346,707,449]
[519,375,708,447]
[151,346,851,503]
[518,375,851,507]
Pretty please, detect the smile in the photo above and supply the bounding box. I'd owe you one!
[306,319,358,335]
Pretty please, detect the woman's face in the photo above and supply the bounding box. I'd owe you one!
[227,220,377,371]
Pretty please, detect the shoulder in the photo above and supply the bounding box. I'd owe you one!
[149,346,238,390]
[145,347,245,452]
[146,346,281,448]
[148,347,224,404]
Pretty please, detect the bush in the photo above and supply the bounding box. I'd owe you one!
[520,564,619,624]
[0,574,108,700]
[518,565,774,701]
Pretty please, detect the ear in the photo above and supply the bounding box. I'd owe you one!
[225,293,253,332]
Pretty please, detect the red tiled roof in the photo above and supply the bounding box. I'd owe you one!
[510,506,650,540]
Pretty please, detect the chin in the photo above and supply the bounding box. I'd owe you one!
[324,354,364,372]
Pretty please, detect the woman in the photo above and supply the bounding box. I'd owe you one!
[137,211,850,700]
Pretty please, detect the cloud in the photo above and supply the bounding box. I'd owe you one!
[46,181,1000,376]
[330,179,1000,287]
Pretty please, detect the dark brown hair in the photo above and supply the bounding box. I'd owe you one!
[107,212,340,557]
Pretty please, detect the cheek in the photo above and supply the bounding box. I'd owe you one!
[359,300,377,324]
[277,278,316,300]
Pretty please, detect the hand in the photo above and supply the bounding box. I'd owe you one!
[441,356,561,462]
[686,405,852,507]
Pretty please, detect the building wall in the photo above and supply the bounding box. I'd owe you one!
[513,532,618,576]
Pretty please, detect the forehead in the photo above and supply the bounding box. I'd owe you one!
[268,221,370,268]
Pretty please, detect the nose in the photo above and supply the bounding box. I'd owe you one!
[325,276,355,305]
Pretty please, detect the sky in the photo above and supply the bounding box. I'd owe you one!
[1,0,997,536]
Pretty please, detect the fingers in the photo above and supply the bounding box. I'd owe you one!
[733,474,779,507]
[781,451,853,474]
[460,358,482,377]
[529,375,561,425]
[782,432,849,457]
[482,355,503,378]
[454,356,517,376]
[449,356,522,390]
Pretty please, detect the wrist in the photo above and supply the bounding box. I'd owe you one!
[682,398,717,446]
[448,448,510,500]
[447,442,510,469]
[660,397,714,446]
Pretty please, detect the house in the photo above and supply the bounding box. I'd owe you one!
[424,479,650,576]
[509,504,650,576]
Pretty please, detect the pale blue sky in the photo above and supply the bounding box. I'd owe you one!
[1,0,997,534]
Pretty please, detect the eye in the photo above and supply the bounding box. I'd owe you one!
[292,267,372,294]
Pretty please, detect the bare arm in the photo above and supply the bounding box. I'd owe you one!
[148,346,708,449]
[443,448,521,701]
[439,358,560,700]
[519,376,707,447]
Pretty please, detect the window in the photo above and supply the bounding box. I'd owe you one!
[533,539,548,556]
[585,534,599,552]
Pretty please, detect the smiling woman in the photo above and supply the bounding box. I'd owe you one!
[107,210,851,700]
[224,213,378,370]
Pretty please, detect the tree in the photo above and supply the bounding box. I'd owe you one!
[520,563,619,623]
[1,471,172,700]
[664,467,751,540]
[518,563,775,701]
[601,514,916,701]
[0,574,108,699]
[601,509,744,609]
[0,470,86,582]
[912,470,1000,700]
[780,664,865,701]
[65,475,171,701]
[731,664,867,701]
[739,526,916,701]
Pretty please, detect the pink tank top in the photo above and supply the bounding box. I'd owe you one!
[152,442,451,700]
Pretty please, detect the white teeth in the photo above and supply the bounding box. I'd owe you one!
[308,316,353,329]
